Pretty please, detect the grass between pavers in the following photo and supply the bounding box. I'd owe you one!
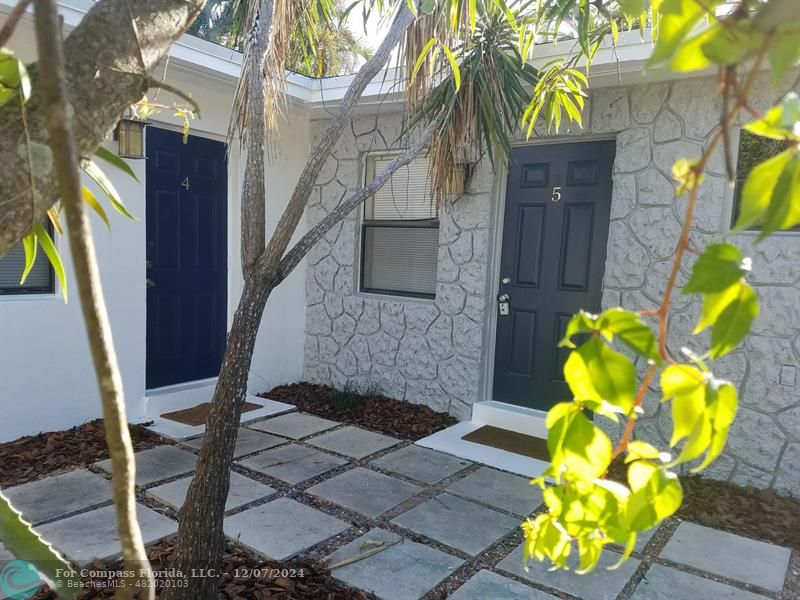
[0,420,170,487]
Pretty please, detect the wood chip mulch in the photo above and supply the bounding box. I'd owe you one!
[31,539,370,599]
[260,382,457,440]
[608,458,800,550]
[0,420,169,488]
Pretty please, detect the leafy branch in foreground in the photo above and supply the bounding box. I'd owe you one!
[524,0,799,574]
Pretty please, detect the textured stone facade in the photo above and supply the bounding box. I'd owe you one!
[304,72,800,496]
[303,113,496,420]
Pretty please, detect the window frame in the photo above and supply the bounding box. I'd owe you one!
[0,224,55,296]
[358,153,439,300]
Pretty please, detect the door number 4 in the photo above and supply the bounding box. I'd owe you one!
[181,177,190,191]
[551,186,562,202]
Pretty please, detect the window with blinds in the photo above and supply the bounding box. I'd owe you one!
[0,237,53,295]
[361,154,439,298]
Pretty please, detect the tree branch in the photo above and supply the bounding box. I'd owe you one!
[276,116,441,282]
[254,3,417,278]
[32,1,153,598]
[0,0,206,256]
[0,0,33,47]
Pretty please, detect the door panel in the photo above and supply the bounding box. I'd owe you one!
[493,141,615,411]
[146,127,228,389]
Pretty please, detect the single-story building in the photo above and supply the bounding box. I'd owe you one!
[1,0,798,497]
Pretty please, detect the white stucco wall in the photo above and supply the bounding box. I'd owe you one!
[0,22,309,442]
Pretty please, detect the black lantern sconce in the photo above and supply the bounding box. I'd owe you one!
[114,109,146,159]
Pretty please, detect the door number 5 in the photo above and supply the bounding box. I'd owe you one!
[551,186,562,202]
[181,177,190,191]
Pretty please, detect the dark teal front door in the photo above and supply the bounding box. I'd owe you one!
[146,127,228,389]
[493,141,615,411]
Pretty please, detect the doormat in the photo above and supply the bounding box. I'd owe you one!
[161,401,261,427]
[461,425,550,462]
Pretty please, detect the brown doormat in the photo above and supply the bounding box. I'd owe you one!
[161,401,261,427]
[462,425,550,462]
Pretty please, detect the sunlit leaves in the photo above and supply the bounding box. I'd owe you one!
[522,513,571,570]
[671,158,703,195]
[768,24,800,83]
[0,48,31,107]
[625,460,682,531]
[710,283,758,359]
[647,0,706,68]
[734,95,800,237]
[684,243,748,294]
[744,94,800,142]
[547,402,612,480]
[95,146,140,182]
[560,308,660,363]
[521,61,587,137]
[34,224,67,302]
[662,364,706,446]
[564,337,637,418]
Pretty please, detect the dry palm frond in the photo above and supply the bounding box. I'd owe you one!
[230,0,336,147]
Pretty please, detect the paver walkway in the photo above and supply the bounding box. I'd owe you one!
[2,410,795,600]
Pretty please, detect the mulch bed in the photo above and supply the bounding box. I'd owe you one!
[0,420,169,488]
[260,382,457,440]
[31,539,369,599]
[607,458,800,550]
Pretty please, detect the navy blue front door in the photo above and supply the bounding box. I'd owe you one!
[146,127,228,389]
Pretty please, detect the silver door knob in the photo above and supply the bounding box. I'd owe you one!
[146,279,156,288]
[498,293,510,302]
[501,276,511,284]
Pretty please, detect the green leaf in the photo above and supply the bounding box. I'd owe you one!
[744,94,800,141]
[710,283,758,358]
[523,513,572,570]
[692,382,738,472]
[662,364,706,447]
[684,243,747,294]
[34,224,67,302]
[564,337,637,415]
[442,44,461,91]
[20,232,38,285]
[694,281,745,334]
[83,159,139,221]
[94,146,140,182]
[735,148,795,230]
[597,308,661,363]
[675,416,712,464]
[82,186,111,229]
[625,440,663,463]
[626,461,683,531]
[0,492,80,598]
[0,48,31,107]
[547,407,612,480]
[769,25,800,84]
[410,37,436,81]
[760,153,800,239]
[699,21,763,67]
[559,311,597,348]
[648,0,706,68]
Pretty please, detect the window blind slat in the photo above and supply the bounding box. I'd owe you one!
[0,242,51,292]
[369,156,437,220]
[362,226,438,295]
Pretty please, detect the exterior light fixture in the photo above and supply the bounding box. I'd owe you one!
[114,109,146,158]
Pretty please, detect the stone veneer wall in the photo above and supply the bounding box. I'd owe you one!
[303,71,800,496]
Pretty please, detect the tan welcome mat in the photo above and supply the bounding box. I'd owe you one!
[161,401,261,427]
[461,425,550,462]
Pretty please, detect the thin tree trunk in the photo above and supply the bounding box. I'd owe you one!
[164,282,272,600]
[32,1,152,599]
[164,7,423,599]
